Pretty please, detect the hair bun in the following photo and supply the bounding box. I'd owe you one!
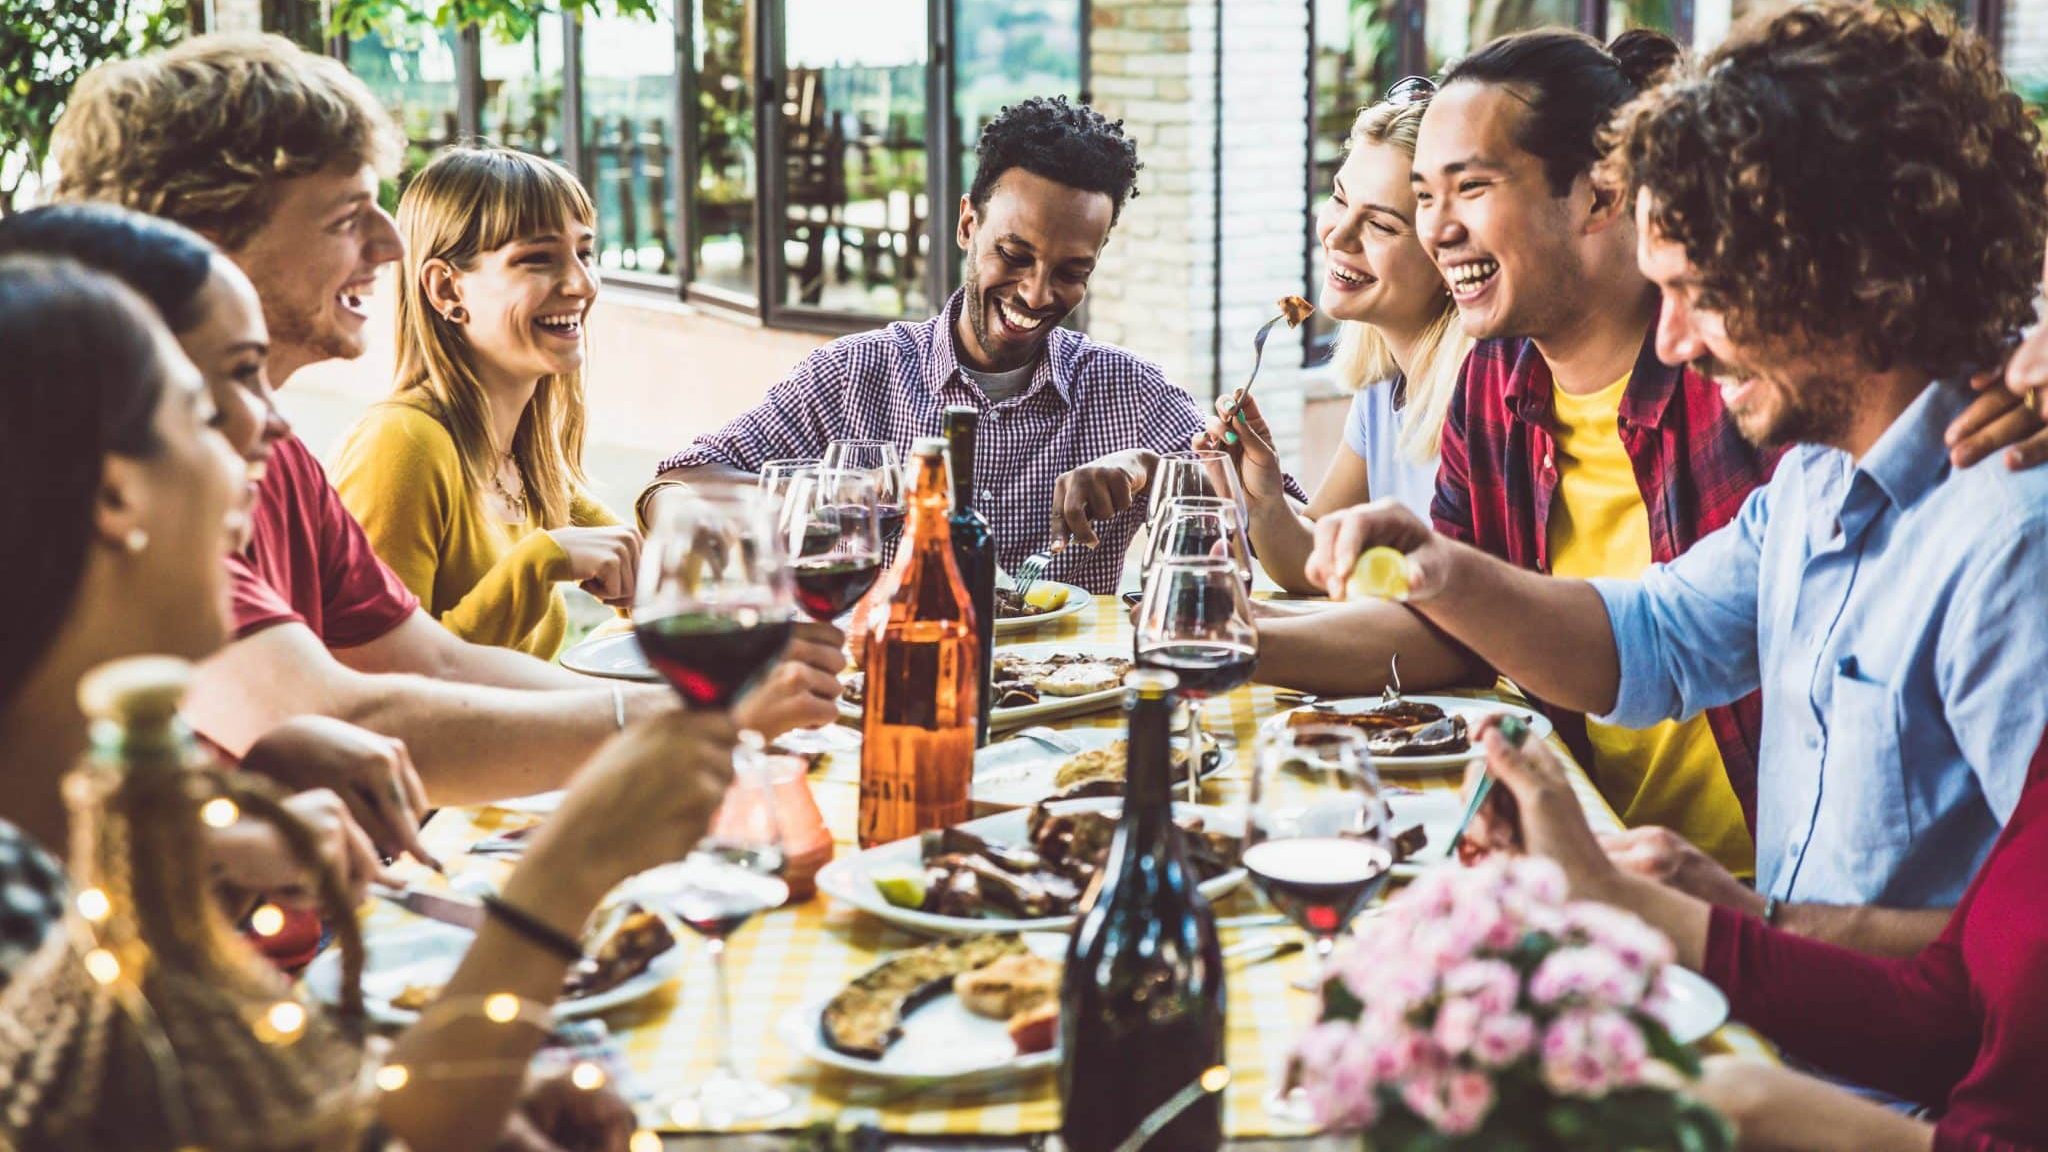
[1609,28,1682,90]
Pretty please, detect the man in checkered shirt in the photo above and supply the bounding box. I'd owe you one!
[0,820,65,991]
[651,97,1298,594]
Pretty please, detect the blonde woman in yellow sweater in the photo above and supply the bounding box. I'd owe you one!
[336,146,636,658]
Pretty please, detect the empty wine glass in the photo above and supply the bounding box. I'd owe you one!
[1147,449,1249,538]
[1135,556,1258,803]
[1247,722,1390,1120]
[757,458,819,507]
[1144,497,1255,594]
[821,439,905,545]
[781,470,883,622]
[630,757,793,1125]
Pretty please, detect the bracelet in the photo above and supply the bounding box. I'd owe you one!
[481,894,585,964]
[610,683,627,732]
[635,479,690,532]
[1761,895,1784,926]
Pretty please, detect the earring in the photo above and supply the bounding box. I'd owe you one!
[123,528,149,554]
[445,306,468,324]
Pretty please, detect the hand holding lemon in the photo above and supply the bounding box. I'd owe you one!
[1345,546,1414,602]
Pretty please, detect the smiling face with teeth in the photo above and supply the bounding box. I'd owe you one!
[1411,83,1618,345]
[1316,140,1447,338]
[426,223,599,389]
[955,169,1114,374]
[224,161,403,387]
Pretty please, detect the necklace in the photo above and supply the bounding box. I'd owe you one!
[491,455,529,521]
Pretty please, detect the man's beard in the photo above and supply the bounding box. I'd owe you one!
[1713,359,1857,450]
[959,262,1055,372]
[263,292,359,371]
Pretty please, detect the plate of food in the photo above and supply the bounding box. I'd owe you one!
[840,641,1133,730]
[303,901,684,1027]
[1657,967,1730,1045]
[1277,695,1553,772]
[778,933,1065,1085]
[972,728,1231,808]
[816,797,1245,937]
[993,582,1093,635]
[557,631,661,683]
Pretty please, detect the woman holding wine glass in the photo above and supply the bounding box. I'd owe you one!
[1135,555,1259,802]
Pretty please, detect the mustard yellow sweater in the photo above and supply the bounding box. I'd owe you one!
[333,397,620,658]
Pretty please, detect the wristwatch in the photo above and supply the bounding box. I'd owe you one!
[1762,895,1784,926]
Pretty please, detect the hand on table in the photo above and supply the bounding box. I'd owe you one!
[550,525,642,607]
[494,1073,636,1152]
[733,620,846,739]
[1050,450,1153,550]
[1302,499,1453,602]
[1192,391,1287,504]
[205,787,396,910]
[240,714,441,871]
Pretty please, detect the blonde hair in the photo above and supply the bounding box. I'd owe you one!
[1327,100,1472,464]
[52,32,401,251]
[393,146,597,529]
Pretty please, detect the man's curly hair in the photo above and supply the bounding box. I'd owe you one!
[1606,2,2047,379]
[969,96,1142,224]
[51,33,401,252]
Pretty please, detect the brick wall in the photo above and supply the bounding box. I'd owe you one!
[1087,0,1326,475]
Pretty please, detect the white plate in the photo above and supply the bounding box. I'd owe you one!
[301,917,685,1028]
[776,932,1067,1085]
[816,796,1245,937]
[558,631,660,683]
[993,584,1093,636]
[1273,695,1554,773]
[840,640,1132,732]
[1382,788,1467,877]
[972,728,1232,808]
[1658,966,1730,1046]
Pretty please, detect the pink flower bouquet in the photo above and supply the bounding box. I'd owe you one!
[1289,857,1731,1151]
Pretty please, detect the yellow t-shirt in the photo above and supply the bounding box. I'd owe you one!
[1546,374,1756,876]
[333,396,621,659]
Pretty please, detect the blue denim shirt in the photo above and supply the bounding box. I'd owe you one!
[1592,381,2048,909]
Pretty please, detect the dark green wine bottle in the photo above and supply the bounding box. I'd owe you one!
[941,405,996,747]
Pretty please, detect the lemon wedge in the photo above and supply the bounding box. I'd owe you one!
[872,869,930,910]
[1022,583,1069,612]
[1346,546,1412,602]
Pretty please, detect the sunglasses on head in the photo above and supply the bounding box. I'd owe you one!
[1384,75,1438,107]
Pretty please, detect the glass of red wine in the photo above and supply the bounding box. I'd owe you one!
[626,757,794,1125]
[1135,555,1258,803]
[821,440,905,545]
[634,483,796,714]
[781,470,884,622]
[1143,497,1255,595]
[1247,722,1389,1121]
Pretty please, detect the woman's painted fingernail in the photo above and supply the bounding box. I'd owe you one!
[1223,431,1239,445]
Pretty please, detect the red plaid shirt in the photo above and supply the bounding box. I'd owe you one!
[1432,324,1777,831]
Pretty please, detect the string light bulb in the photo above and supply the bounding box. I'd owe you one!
[199,798,239,828]
[628,1132,662,1152]
[264,1001,306,1039]
[483,993,520,1024]
[83,948,121,985]
[248,903,286,937]
[74,888,111,923]
[569,1061,606,1091]
[375,1064,410,1093]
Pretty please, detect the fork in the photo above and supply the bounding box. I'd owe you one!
[1012,549,1054,597]
[1220,310,1287,445]
[1008,726,1086,755]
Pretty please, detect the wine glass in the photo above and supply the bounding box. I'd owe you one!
[1247,722,1390,1121]
[1147,449,1249,538]
[757,458,819,507]
[782,470,883,622]
[634,483,796,715]
[1134,556,1258,803]
[632,757,794,1125]
[821,439,906,546]
[1143,497,1255,595]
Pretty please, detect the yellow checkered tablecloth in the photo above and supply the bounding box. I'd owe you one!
[388,597,1770,1138]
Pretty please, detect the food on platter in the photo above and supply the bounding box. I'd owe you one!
[955,952,1063,1055]
[872,805,1240,921]
[1277,294,1316,327]
[996,584,1070,619]
[850,651,1131,711]
[1287,698,1472,757]
[1047,736,1214,800]
[820,935,1028,1059]
[1005,1001,1060,1055]
[389,904,676,1011]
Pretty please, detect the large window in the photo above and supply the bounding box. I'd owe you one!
[581,8,680,277]
[349,17,462,195]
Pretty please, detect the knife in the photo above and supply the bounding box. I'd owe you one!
[371,883,486,932]
[1445,714,1531,859]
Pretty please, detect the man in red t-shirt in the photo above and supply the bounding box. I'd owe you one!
[53,34,844,807]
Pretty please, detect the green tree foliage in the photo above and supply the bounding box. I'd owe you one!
[330,0,655,46]
[0,0,188,214]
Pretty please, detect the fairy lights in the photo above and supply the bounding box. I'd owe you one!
[628,1131,663,1152]
[483,993,521,1024]
[74,887,110,923]
[375,1064,410,1093]
[249,903,286,937]
[83,948,121,985]
[569,1061,606,1091]
[198,798,239,828]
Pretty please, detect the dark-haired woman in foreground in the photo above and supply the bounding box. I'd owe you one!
[0,254,734,1150]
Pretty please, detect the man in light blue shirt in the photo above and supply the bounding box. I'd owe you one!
[1295,26,2048,958]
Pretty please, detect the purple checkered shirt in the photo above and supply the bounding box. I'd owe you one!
[659,290,1218,593]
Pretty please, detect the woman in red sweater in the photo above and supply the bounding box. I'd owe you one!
[1466,720,2048,1151]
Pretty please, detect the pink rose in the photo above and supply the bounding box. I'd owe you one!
[1433,996,1485,1056]
[1441,1070,1496,1135]
[1443,959,1521,1016]
[1472,1011,1537,1069]
[1399,1069,1448,1128]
